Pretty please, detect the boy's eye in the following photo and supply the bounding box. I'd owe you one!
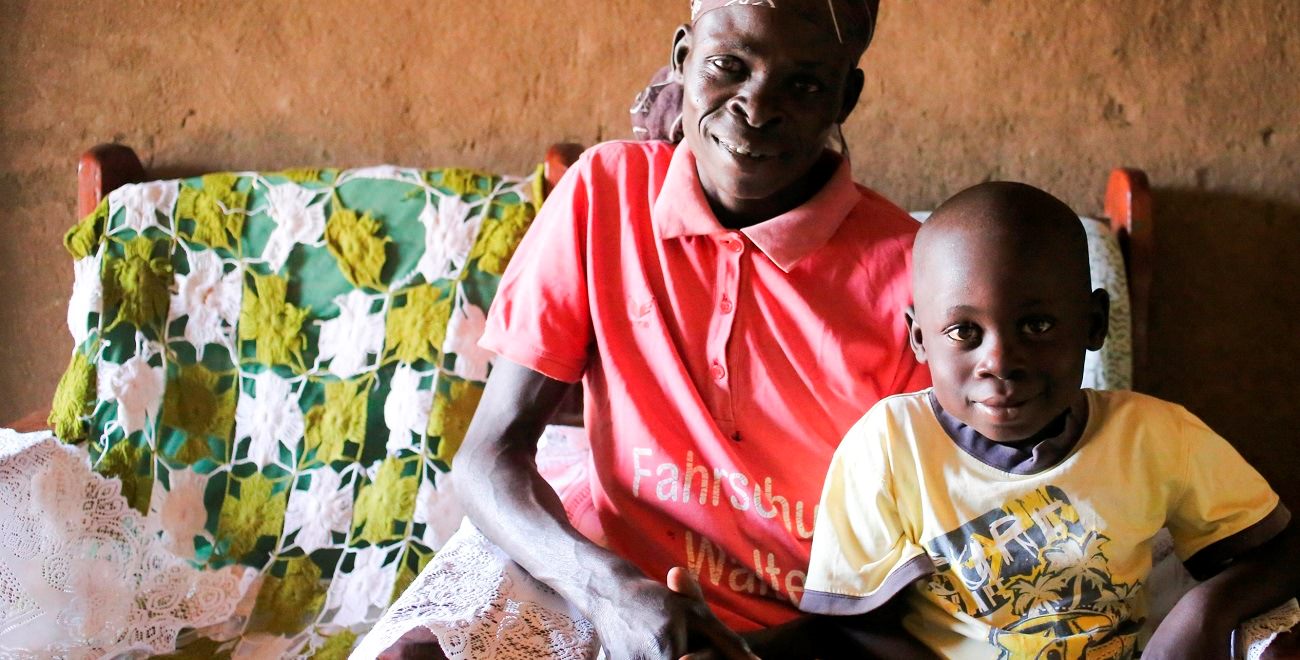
[943,325,978,343]
[1022,318,1055,335]
[792,78,824,94]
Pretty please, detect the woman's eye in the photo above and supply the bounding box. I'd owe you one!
[943,326,977,343]
[708,57,743,73]
[1023,318,1055,335]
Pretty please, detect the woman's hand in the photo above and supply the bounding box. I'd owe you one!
[590,566,757,660]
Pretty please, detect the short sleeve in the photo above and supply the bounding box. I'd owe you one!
[479,156,594,383]
[801,408,934,615]
[1166,408,1290,579]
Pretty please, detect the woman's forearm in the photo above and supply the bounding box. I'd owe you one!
[454,359,641,617]
[459,434,640,615]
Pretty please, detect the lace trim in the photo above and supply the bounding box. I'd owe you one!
[0,429,241,657]
[350,519,598,659]
[1245,598,1300,660]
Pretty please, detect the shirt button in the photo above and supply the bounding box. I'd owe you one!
[710,362,726,381]
[719,298,734,314]
[719,235,743,253]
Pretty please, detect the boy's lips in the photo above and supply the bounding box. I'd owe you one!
[972,395,1035,420]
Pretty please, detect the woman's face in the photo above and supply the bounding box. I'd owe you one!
[674,7,862,219]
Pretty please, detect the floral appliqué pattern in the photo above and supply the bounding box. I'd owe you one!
[49,164,542,657]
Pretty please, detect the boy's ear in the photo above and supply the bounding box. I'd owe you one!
[838,67,865,124]
[671,24,692,81]
[1087,288,1110,351]
[905,306,928,364]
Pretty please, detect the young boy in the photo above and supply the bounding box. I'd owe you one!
[801,182,1298,658]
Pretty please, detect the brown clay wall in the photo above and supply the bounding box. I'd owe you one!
[2,1,1297,501]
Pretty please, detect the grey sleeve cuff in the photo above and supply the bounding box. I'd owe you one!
[799,553,935,616]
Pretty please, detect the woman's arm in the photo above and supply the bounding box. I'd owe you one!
[386,359,752,660]
[1145,524,1300,660]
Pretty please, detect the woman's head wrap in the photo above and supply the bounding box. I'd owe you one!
[690,0,877,56]
[632,0,879,142]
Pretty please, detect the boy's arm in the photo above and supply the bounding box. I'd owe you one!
[1146,522,1300,660]
[675,600,937,660]
[743,607,938,659]
[753,401,936,659]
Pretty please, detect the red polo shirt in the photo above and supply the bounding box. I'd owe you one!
[480,140,929,630]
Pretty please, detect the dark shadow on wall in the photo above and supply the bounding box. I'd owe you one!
[1144,188,1300,508]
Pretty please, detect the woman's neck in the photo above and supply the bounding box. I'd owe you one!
[705,152,838,229]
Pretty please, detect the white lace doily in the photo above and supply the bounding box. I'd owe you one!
[0,429,241,658]
[350,519,598,660]
[1245,598,1300,660]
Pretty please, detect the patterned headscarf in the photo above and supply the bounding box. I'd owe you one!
[632,0,879,142]
[690,0,876,54]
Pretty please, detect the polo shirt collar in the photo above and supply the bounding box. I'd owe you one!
[651,142,861,272]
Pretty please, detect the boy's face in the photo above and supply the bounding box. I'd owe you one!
[672,7,863,213]
[907,229,1108,442]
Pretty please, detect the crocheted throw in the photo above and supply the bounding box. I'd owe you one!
[48,163,542,657]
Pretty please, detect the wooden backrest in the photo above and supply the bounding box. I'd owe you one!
[74,143,1151,405]
[77,144,145,217]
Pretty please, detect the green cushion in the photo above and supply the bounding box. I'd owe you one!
[50,163,542,655]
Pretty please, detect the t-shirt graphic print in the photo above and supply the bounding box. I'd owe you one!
[925,485,1139,659]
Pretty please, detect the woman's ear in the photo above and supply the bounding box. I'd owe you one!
[905,306,928,364]
[1087,288,1110,351]
[671,24,692,82]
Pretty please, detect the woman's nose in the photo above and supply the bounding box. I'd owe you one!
[727,79,784,129]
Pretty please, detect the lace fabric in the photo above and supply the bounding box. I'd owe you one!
[1245,598,1300,660]
[350,519,598,660]
[0,429,242,658]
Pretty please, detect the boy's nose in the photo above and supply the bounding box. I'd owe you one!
[727,80,784,129]
[975,336,1027,381]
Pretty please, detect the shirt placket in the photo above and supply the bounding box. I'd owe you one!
[706,231,744,441]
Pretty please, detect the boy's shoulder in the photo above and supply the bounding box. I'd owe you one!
[1084,388,1201,435]
[839,390,936,451]
[862,389,935,424]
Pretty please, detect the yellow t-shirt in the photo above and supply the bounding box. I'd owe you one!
[803,389,1288,659]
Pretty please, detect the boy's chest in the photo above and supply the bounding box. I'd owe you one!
[902,448,1173,653]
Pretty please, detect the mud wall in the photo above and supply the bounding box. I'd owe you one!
[2,1,1297,500]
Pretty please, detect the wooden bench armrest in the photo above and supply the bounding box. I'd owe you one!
[6,408,51,434]
[1104,168,1153,390]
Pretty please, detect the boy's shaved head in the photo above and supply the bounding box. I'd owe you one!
[907,182,1108,442]
[915,182,1092,298]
